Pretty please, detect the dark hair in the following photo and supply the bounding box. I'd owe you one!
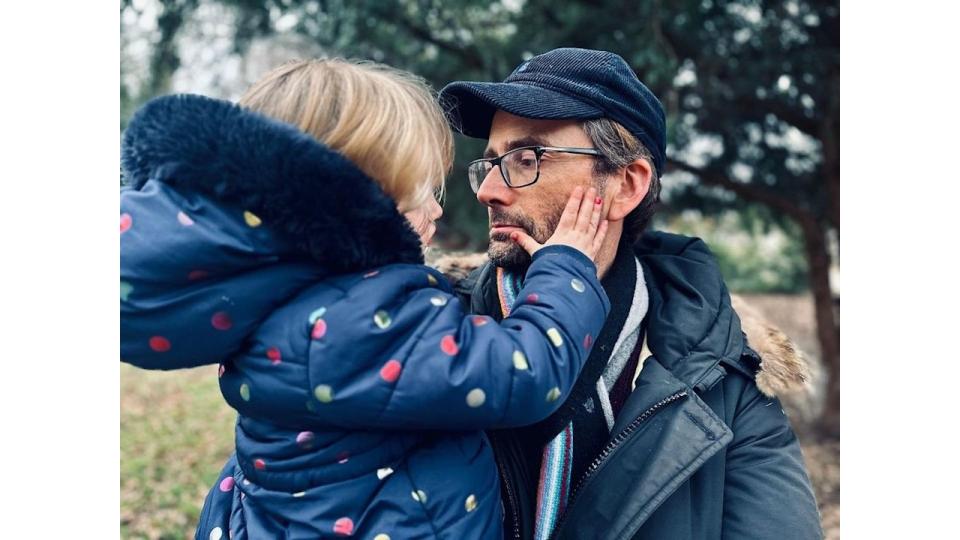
[583,118,661,244]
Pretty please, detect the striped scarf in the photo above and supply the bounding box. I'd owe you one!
[496,266,575,540]
[495,254,649,540]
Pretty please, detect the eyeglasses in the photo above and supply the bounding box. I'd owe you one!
[467,146,604,193]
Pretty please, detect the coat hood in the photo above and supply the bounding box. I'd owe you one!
[120,94,423,370]
[121,93,424,273]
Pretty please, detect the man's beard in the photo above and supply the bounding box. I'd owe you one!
[487,204,563,270]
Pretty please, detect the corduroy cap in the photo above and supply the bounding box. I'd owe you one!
[439,48,667,174]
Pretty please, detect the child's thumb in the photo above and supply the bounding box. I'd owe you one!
[511,230,542,256]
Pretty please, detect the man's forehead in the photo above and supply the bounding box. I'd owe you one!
[484,111,586,154]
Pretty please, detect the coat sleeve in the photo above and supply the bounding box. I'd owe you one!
[299,245,610,431]
[720,375,823,540]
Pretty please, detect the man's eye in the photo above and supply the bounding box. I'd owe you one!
[515,151,537,167]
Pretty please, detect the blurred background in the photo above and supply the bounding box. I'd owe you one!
[120,0,839,537]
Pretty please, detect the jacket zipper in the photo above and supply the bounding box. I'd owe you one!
[491,434,522,540]
[549,390,688,539]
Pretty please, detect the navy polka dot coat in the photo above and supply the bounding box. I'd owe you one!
[120,95,610,539]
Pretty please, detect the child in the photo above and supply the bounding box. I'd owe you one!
[120,59,609,539]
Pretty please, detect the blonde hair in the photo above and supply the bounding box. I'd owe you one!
[238,58,452,211]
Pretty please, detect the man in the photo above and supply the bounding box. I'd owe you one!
[438,48,822,539]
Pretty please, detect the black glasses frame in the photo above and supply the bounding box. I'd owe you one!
[467,145,604,193]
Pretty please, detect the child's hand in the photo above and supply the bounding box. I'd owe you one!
[511,186,608,263]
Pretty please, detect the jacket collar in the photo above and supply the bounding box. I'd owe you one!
[121,94,424,273]
[634,231,745,392]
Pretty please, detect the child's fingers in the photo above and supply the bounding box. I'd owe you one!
[588,193,603,234]
[558,186,584,231]
[591,220,609,257]
[511,230,542,256]
[574,187,597,232]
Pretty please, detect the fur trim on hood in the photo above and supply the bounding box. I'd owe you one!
[431,252,812,399]
[121,94,424,273]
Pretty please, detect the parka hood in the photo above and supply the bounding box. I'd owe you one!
[120,94,424,370]
[121,93,424,273]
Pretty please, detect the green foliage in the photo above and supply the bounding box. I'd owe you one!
[120,0,838,265]
[661,208,808,293]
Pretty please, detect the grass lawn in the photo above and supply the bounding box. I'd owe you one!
[121,364,235,539]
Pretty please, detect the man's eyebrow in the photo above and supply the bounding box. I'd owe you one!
[483,136,550,159]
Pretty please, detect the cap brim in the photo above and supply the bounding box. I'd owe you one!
[439,81,604,139]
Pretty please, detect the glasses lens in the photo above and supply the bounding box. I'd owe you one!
[467,161,493,193]
[502,148,539,187]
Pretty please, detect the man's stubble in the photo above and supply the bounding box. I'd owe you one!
[487,172,609,271]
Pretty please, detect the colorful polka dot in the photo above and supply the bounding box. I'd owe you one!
[526,293,539,304]
[547,328,563,347]
[177,211,194,226]
[440,335,459,356]
[546,387,562,402]
[243,211,262,227]
[211,311,233,331]
[465,494,478,512]
[209,527,223,540]
[412,489,427,503]
[311,319,328,339]
[314,384,334,403]
[219,477,235,492]
[380,360,402,383]
[546,328,563,347]
[120,213,132,234]
[239,383,251,401]
[253,458,266,470]
[377,467,394,480]
[373,310,392,329]
[472,316,488,327]
[266,347,282,364]
[512,351,529,370]
[583,334,593,349]
[120,281,133,302]
[430,295,448,307]
[188,270,209,281]
[308,307,327,324]
[333,517,354,536]
[570,278,586,293]
[296,431,315,450]
[427,274,438,286]
[466,388,486,408]
[374,534,391,540]
[149,336,171,352]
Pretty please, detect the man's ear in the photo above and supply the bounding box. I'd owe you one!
[606,158,652,222]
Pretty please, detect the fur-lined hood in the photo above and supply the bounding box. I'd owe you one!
[121,93,423,273]
[431,251,811,398]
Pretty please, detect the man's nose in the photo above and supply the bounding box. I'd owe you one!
[476,167,516,208]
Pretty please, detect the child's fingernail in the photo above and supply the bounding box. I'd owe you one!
[595,197,602,204]
[510,232,518,240]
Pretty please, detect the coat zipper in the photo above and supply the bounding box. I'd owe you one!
[549,390,688,539]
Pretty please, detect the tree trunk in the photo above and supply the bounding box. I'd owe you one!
[798,215,840,438]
